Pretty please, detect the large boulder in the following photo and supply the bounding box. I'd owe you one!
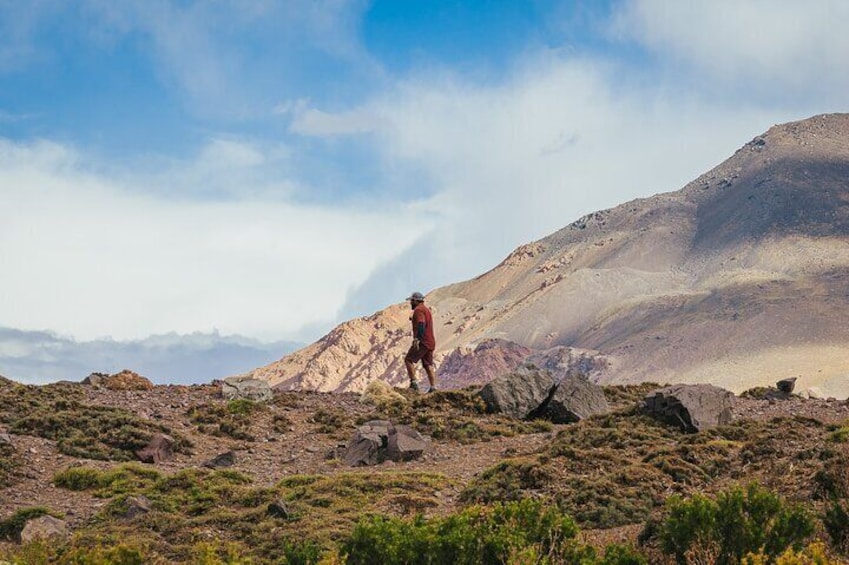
[343,420,427,466]
[136,433,175,464]
[20,515,67,543]
[222,376,273,402]
[543,376,610,423]
[478,365,555,419]
[642,384,735,432]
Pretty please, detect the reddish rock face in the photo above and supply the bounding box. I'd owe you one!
[438,339,533,388]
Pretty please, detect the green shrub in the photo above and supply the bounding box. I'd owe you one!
[598,544,648,565]
[188,401,261,441]
[53,464,162,497]
[342,498,582,565]
[658,483,814,565]
[824,499,849,554]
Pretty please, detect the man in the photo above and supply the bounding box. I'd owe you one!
[404,291,437,392]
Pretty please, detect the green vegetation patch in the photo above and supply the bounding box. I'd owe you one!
[44,464,451,563]
[652,483,815,565]
[54,463,162,497]
[462,409,841,529]
[0,381,190,461]
[187,399,266,441]
[0,506,56,541]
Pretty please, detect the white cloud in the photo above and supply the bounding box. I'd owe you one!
[610,0,849,98]
[0,137,425,341]
[328,51,807,316]
[290,107,384,137]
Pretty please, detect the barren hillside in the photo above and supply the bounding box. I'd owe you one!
[250,114,849,397]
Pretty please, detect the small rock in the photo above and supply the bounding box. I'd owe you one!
[20,515,67,543]
[221,376,273,402]
[203,451,236,469]
[123,495,152,519]
[136,433,175,464]
[776,377,797,394]
[0,433,12,445]
[81,372,108,387]
[267,500,290,520]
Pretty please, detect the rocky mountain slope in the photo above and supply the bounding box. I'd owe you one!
[251,114,849,397]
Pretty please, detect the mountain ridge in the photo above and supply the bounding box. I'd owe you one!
[249,113,849,397]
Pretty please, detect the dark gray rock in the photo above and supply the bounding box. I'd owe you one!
[777,377,797,394]
[343,420,427,466]
[123,495,152,519]
[386,424,428,462]
[135,433,175,464]
[543,376,610,423]
[204,451,236,469]
[642,384,735,432]
[20,515,67,543]
[478,365,555,419]
[267,499,291,520]
[222,376,273,402]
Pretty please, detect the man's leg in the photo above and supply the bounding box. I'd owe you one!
[424,364,437,389]
[405,359,419,390]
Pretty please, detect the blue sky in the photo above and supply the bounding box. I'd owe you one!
[1,1,848,382]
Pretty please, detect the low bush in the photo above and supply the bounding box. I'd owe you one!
[187,400,264,441]
[342,498,583,565]
[657,483,814,565]
[824,499,849,554]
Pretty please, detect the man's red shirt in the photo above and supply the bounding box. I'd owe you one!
[411,303,436,350]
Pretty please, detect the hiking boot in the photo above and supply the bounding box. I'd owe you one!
[426,386,437,394]
[409,380,420,392]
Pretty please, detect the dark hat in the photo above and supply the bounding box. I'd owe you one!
[406,291,425,301]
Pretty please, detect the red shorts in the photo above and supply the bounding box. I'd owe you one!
[405,343,434,367]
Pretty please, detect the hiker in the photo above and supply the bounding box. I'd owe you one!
[405,291,437,392]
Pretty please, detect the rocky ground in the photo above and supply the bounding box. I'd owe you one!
[2,373,849,562]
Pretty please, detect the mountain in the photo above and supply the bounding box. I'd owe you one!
[250,114,849,397]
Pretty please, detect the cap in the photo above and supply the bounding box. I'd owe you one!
[406,291,425,301]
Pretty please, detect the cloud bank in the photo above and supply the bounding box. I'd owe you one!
[0,327,300,385]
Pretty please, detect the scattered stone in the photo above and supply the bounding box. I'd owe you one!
[642,384,735,432]
[542,375,610,423]
[0,433,12,445]
[478,365,555,419]
[204,451,236,469]
[123,495,152,519]
[777,377,797,394]
[807,387,826,400]
[386,424,428,462]
[136,433,175,464]
[267,500,290,520]
[343,420,427,466]
[81,372,109,387]
[20,515,67,543]
[221,376,273,402]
